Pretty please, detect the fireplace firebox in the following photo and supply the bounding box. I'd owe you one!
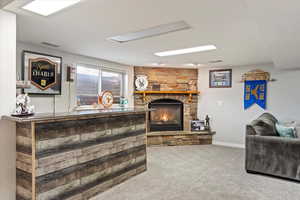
[148,99,183,132]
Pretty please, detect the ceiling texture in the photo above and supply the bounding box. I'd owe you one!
[4,0,300,69]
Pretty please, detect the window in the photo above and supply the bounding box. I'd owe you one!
[101,70,124,104]
[76,65,100,106]
[76,64,125,106]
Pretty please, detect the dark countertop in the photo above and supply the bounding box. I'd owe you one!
[2,107,151,123]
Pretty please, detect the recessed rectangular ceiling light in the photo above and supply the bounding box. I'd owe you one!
[155,45,217,57]
[108,21,191,43]
[22,0,81,16]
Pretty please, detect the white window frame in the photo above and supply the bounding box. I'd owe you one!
[75,63,127,110]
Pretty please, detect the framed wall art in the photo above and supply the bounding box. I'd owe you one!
[209,69,232,88]
[191,120,205,131]
[22,51,62,95]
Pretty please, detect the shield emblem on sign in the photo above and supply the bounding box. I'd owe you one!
[29,58,57,90]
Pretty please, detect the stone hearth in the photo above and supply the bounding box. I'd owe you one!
[147,131,215,146]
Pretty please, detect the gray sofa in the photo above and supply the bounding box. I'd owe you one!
[245,113,300,181]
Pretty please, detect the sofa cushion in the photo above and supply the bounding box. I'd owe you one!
[250,113,278,136]
[275,123,297,138]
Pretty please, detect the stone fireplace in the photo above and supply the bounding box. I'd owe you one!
[149,99,183,132]
[134,67,198,131]
[134,67,214,146]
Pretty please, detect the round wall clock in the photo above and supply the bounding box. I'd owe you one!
[98,91,114,108]
[135,75,148,91]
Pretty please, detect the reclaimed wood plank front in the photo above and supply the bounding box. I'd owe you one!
[16,113,147,200]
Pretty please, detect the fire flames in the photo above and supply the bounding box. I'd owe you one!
[151,108,177,124]
[161,113,169,122]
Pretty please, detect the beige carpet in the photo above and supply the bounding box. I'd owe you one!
[92,145,300,200]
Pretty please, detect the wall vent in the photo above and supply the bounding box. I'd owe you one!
[209,60,223,64]
[41,42,60,48]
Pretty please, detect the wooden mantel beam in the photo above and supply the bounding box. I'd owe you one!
[133,91,200,103]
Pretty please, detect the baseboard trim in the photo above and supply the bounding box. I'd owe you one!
[213,141,245,149]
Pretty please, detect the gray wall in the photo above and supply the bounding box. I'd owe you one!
[198,64,300,147]
[17,41,134,113]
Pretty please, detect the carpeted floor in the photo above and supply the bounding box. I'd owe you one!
[92,145,300,200]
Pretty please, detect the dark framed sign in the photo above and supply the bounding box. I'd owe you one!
[209,69,232,88]
[22,51,62,95]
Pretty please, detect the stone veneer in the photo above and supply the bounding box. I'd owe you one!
[134,67,198,131]
[147,131,214,146]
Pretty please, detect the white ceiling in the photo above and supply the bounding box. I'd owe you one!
[4,0,300,69]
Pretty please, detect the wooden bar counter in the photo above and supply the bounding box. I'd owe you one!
[3,108,149,200]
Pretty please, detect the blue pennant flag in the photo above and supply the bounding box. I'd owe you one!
[244,80,267,110]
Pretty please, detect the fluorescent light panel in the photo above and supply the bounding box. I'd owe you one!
[155,45,217,57]
[151,63,166,66]
[184,63,205,67]
[109,21,191,43]
[22,0,81,16]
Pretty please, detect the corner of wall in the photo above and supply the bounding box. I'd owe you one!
[0,120,16,199]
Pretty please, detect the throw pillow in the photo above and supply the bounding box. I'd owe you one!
[250,113,279,136]
[251,120,277,136]
[275,123,296,138]
[282,121,299,138]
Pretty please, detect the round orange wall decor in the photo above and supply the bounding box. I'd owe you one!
[98,91,114,108]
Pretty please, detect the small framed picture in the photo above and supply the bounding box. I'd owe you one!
[209,69,232,88]
[191,120,206,132]
[22,51,62,95]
